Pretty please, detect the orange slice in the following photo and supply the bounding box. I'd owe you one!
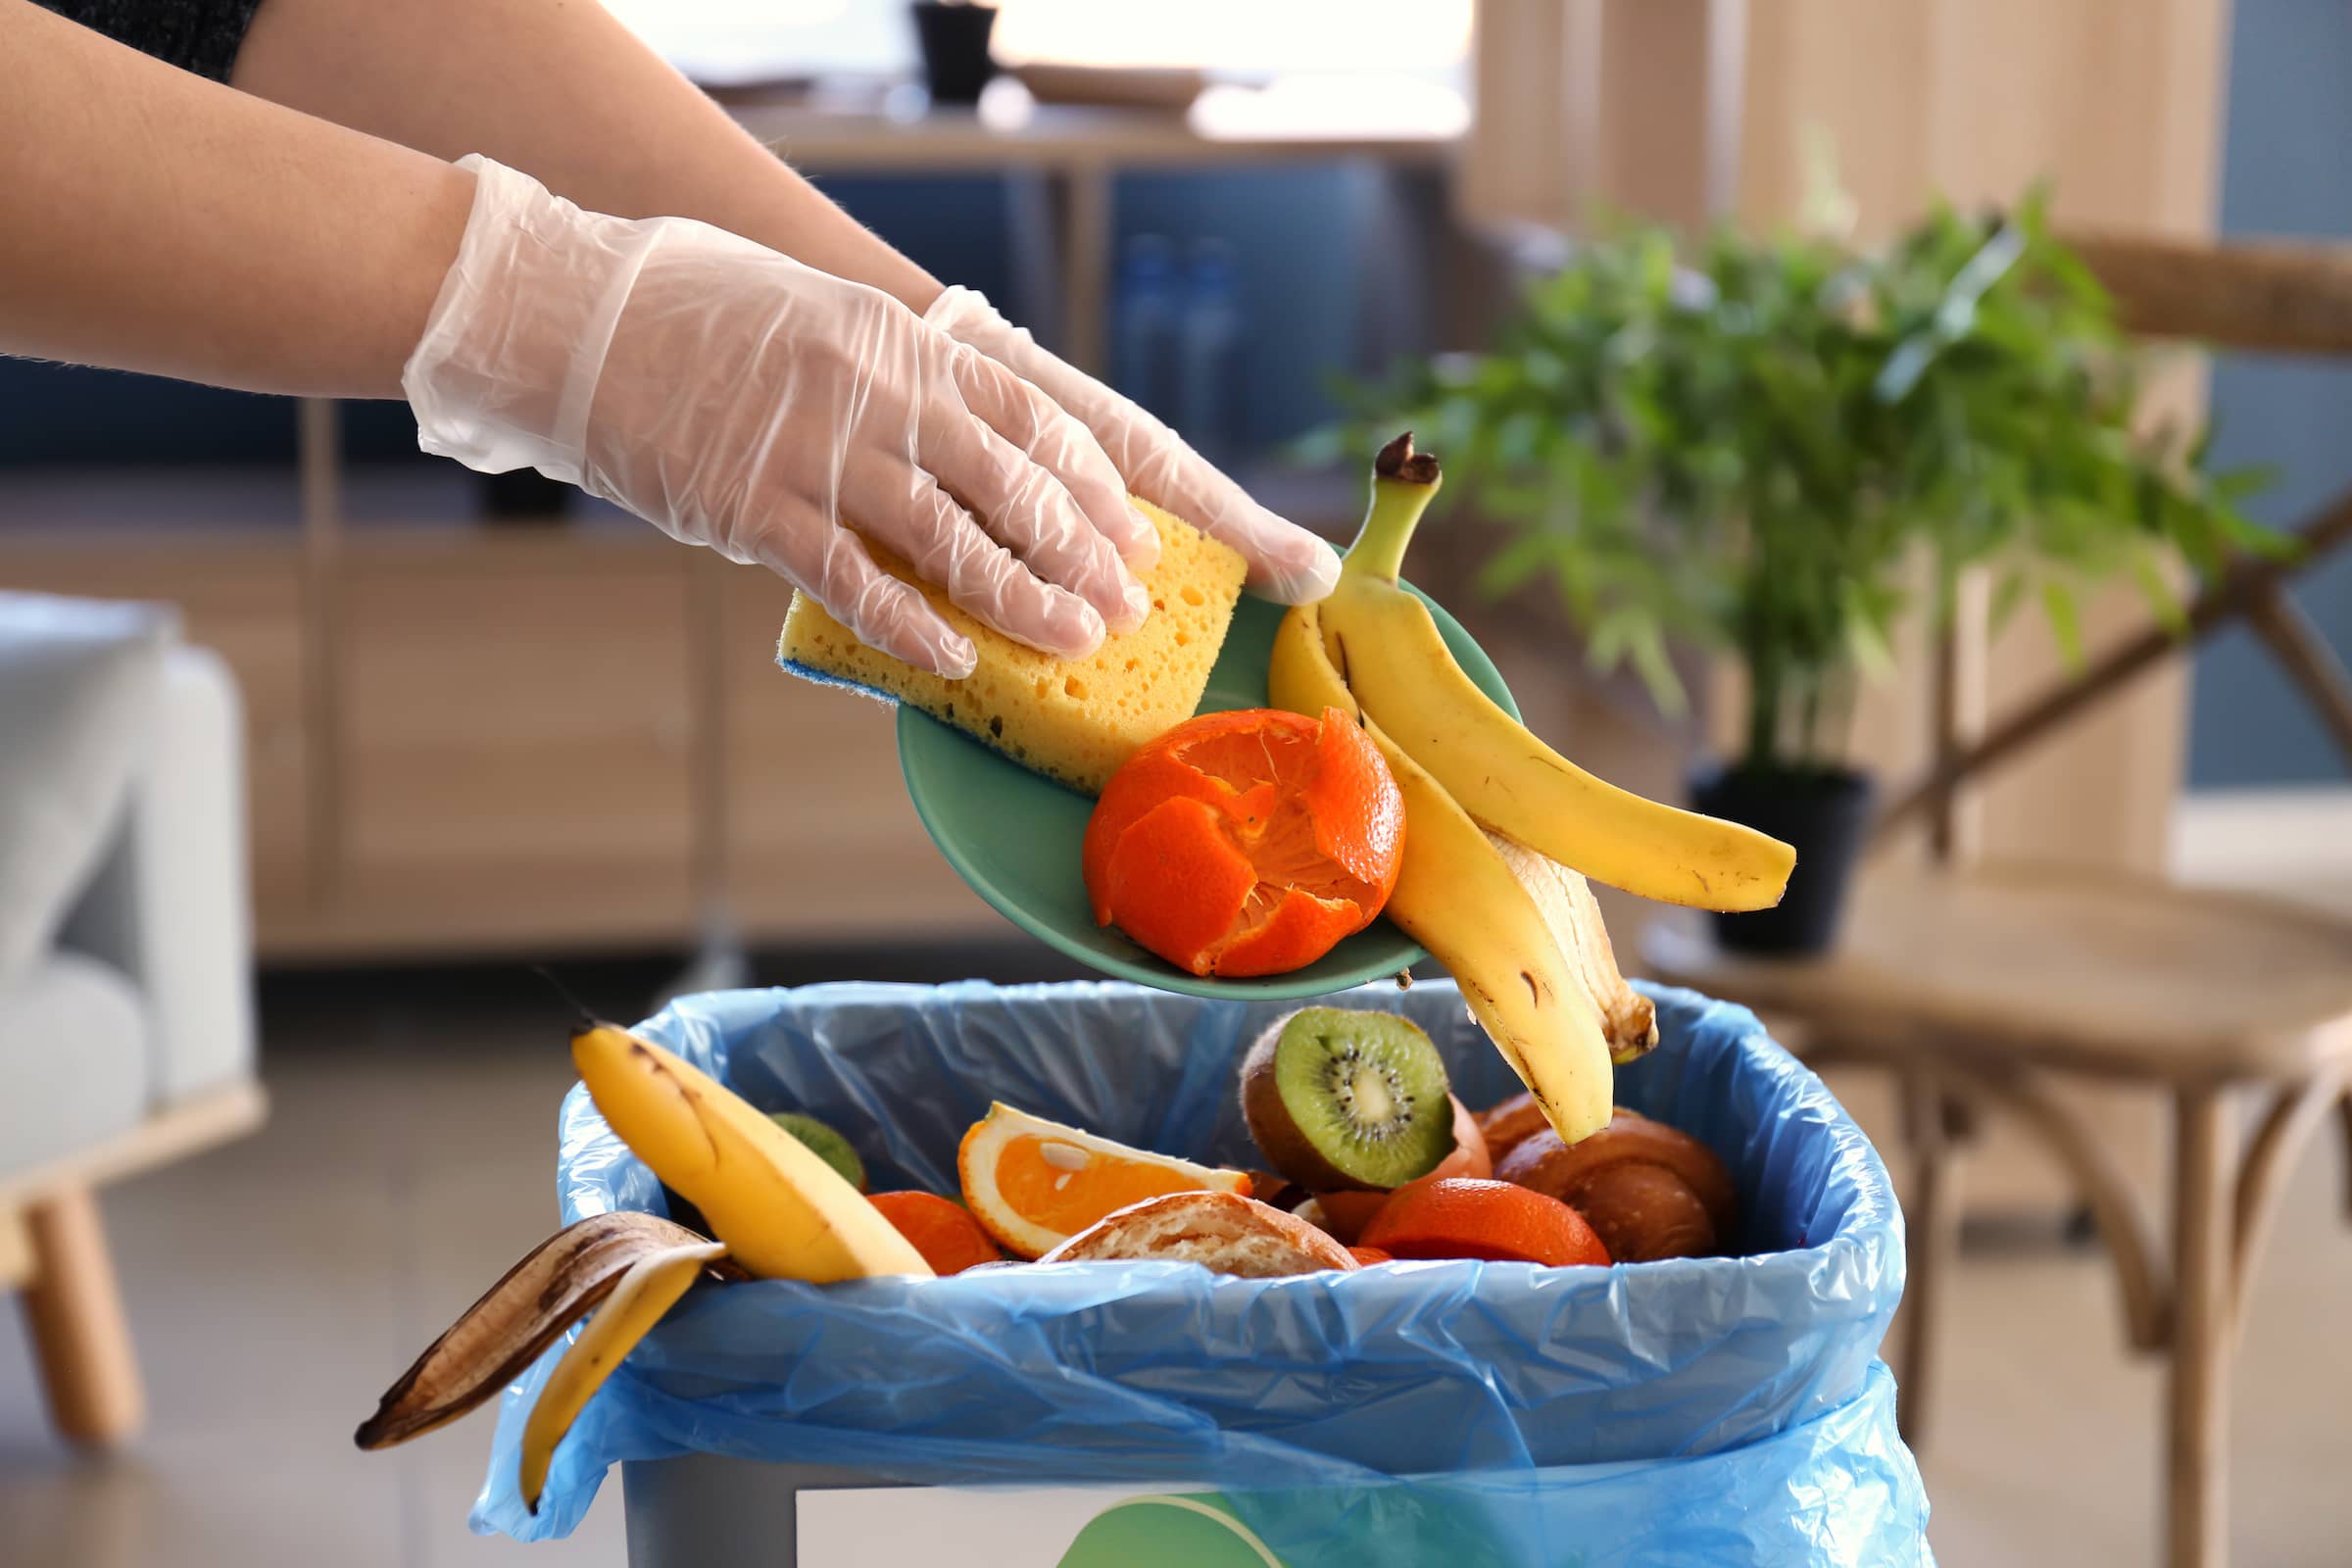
[957,1102,1250,1259]
[866,1192,1004,1276]
[1358,1177,1611,1267]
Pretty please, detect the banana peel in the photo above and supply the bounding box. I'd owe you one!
[1267,432,1772,1147]
[1485,831,1658,1065]
[355,1210,741,1453]
[1271,598,1616,1146]
[1318,433,1795,914]
[570,1019,932,1283]
[362,1016,929,1513]
[519,1235,726,1510]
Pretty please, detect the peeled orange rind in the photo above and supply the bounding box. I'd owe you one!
[1081,707,1405,978]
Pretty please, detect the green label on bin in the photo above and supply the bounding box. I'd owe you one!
[796,1481,1503,1563]
[1055,1494,1284,1568]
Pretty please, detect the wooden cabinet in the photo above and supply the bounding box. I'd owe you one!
[318,535,700,954]
[0,521,1004,960]
[717,564,1002,942]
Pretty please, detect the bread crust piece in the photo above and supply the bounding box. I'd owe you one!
[1039,1191,1359,1277]
[1474,1092,1551,1167]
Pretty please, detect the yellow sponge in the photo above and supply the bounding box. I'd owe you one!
[778,500,1248,795]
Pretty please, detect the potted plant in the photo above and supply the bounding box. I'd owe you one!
[1338,194,2272,954]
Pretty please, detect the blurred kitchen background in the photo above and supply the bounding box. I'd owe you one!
[3,2,2348,1564]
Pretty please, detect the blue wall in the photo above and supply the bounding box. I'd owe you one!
[0,167,1383,472]
[2186,0,2352,788]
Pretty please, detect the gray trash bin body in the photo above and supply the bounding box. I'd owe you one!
[625,1458,907,1568]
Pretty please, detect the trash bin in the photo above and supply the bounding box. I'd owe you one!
[470,980,1930,1566]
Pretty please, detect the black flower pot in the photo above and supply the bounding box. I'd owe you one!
[1689,765,1875,956]
[909,3,1000,105]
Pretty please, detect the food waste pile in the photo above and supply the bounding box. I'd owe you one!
[351,435,1797,1516]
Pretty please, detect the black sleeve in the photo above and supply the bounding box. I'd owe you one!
[34,0,268,83]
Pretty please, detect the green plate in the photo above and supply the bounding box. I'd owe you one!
[898,585,1519,999]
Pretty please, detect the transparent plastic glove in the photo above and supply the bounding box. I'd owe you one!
[924,285,1342,604]
[403,157,1149,678]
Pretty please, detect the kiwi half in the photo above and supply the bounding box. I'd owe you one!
[768,1111,867,1193]
[1240,1007,1455,1192]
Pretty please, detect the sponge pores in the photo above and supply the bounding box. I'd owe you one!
[777,499,1247,795]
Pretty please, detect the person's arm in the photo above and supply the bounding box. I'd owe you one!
[2,0,1145,672]
[0,0,473,397]
[229,0,944,313]
[225,0,1341,600]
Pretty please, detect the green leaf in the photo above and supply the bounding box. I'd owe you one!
[1844,601,1898,680]
[2209,465,2277,506]
[1989,569,2030,632]
[2040,578,2085,665]
[2037,228,2112,313]
[2132,551,2189,638]
[1586,611,1629,672]
[1476,531,1558,598]
[2214,503,2297,561]
[1626,619,1689,717]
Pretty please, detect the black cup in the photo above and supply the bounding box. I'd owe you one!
[478,469,573,521]
[909,3,1000,105]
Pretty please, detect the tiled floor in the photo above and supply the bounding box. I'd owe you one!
[2,957,2348,1566]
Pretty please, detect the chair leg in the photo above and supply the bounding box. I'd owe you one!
[0,1204,32,1290]
[20,1186,146,1447]
[2167,1087,2233,1568]
[1894,1075,1963,1450]
[2336,1091,2352,1220]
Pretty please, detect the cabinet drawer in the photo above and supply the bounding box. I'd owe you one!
[328,546,697,951]
[719,564,1002,941]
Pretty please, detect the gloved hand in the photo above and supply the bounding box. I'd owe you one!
[403,157,1152,679]
[924,285,1342,605]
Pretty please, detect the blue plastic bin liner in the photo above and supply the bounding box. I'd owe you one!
[1209,1360,1923,1567]
[472,980,1924,1561]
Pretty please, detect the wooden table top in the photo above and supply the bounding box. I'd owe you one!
[1642,865,2352,1083]
[728,96,1459,173]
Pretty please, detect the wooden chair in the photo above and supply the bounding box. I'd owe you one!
[1642,235,2352,1568]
